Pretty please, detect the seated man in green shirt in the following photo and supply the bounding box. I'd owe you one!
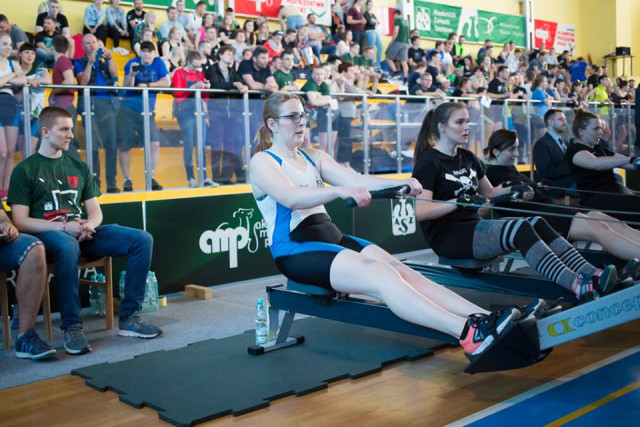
[301,66,337,154]
[354,46,381,93]
[273,50,299,91]
[341,42,360,63]
[8,106,162,356]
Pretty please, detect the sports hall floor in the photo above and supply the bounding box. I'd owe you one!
[0,269,638,426]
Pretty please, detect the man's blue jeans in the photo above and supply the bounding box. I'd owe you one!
[37,224,153,329]
[176,100,208,181]
[366,30,383,64]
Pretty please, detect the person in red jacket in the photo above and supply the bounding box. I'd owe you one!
[172,50,218,187]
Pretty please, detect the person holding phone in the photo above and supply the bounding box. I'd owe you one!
[118,41,170,192]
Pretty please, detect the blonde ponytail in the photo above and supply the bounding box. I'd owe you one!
[254,123,273,153]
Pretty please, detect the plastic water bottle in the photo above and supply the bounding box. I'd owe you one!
[119,271,126,300]
[89,274,100,315]
[10,304,19,329]
[148,272,159,311]
[255,298,268,345]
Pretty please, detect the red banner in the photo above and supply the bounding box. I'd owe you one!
[235,0,283,19]
[534,19,558,50]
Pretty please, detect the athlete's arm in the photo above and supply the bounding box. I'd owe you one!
[571,150,631,171]
[414,189,457,221]
[477,176,513,198]
[312,148,422,195]
[250,152,371,208]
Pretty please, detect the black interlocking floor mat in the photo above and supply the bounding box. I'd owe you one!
[72,317,449,426]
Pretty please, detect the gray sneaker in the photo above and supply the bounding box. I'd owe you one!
[118,312,162,339]
[64,324,91,355]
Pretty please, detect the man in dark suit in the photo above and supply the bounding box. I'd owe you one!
[532,109,577,198]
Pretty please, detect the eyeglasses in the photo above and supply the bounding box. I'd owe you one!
[276,112,310,124]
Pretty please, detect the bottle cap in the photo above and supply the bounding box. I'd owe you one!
[257,297,264,304]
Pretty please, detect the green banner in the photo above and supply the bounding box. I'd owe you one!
[414,1,526,46]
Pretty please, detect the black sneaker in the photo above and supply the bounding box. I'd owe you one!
[518,299,547,321]
[106,186,121,193]
[64,324,91,355]
[151,178,163,191]
[15,328,57,360]
[123,178,133,192]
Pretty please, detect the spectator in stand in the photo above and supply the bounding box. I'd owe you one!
[385,9,410,83]
[533,109,576,198]
[546,48,558,65]
[487,65,512,131]
[172,50,217,188]
[204,26,221,61]
[279,4,304,31]
[187,1,207,43]
[330,3,344,43]
[282,29,302,68]
[34,16,59,66]
[126,0,145,37]
[161,26,186,76]
[297,25,318,67]
[264,30,284,59]
[9,106,162,355]
[341,42,360,64]
[531,74,554,139]
[302,65,337,153]
[0,15,28,58]
[454,34,465,59]
[239,45,278,94]
[505,48,522,73]
[355,46,380,92]
[476,39,492,62]
[219,13,237,46]
[160,7,189,47]
[332,60,365,166]
[74,33,119,192]
[307,13,337,58]
[231,29,248,63]
[195,13,215,47]
[337,30,352,57]
[119,40,169,192]
[83,0,107,45]
[198,40,214,74]
[174,0,196,44]
[206,45,248,184]
[409,72,446,100]
[48,35,78,157]
[243,20,256,46]
[273,50,299,91]
[346,0,366,49]
[106,0,129,53]
[15,43,50,158]
[407,61,427,89]
[469,66,487,92]
[36,0,74,59]
[425,50,441,85]
[408,36,424,71]
[132,27,153,56]
[0,32,24,200]
[569,56,588,83]
[0,202,55,360]
[132,10,161,51]
[364,1,382,64]
[256,22,270,45]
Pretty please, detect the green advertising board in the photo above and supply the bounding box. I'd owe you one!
[414,1,526,46]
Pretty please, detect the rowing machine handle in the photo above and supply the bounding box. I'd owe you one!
[489,192,519,205]
[346,184,411,207]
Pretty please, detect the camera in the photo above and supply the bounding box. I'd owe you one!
[132,64,146,72]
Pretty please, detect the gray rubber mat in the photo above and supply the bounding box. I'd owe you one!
[72,317,450,426]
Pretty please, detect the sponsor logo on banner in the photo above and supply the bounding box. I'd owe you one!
[199,208,269,268]
[391,198,416,236]
[415,6,432,32]
[534,19,558,50]
[236,0,332,26]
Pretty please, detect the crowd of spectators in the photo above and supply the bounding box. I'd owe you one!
[0,0,636,197]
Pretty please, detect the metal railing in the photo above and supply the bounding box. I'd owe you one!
[13,83,638,190]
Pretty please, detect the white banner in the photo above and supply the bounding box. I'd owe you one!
[554,23,576,54]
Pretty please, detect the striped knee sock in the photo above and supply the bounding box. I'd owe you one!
[548,238,597,276]
[523,241,577,290]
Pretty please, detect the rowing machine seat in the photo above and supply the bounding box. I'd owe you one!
[287,280,337,299]
[438,256,504,270]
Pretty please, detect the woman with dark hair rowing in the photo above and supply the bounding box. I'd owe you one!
[566,109,640,224]
[412,103,618,302]
[485,129,640,279]
[250,93,523,364]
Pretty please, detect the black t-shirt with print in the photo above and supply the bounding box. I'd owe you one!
[565,142,624,201]
[488,78,507,104]
[412,147,485,244]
